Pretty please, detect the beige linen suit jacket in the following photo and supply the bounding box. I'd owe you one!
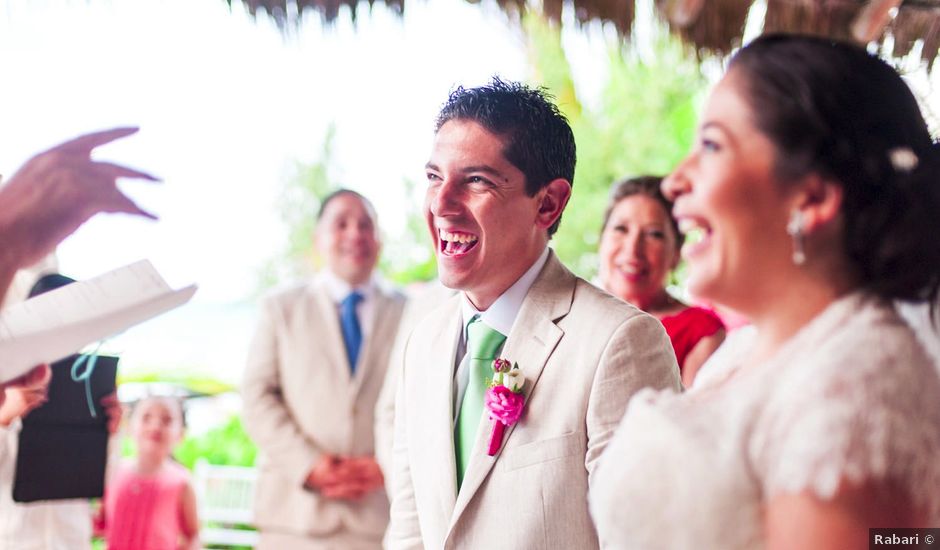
[242,277,406,544]
[387,252,680,550]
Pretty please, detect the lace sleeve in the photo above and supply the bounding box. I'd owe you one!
[749,328,940,520]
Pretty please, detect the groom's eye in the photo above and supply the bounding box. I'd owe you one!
[468,176,494,187]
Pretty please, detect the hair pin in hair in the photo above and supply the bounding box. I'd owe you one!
[889,147,918,173]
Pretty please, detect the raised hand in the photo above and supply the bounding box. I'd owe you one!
[0,127,159,269]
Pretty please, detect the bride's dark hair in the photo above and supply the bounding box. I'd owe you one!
[729,34,940,305]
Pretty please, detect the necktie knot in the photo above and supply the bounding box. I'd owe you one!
[342,291,363,311]
[467,317,506,362]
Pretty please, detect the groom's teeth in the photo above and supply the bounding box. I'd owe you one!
[439,230,478,244]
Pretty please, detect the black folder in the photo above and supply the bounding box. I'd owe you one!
[13,354,118,502]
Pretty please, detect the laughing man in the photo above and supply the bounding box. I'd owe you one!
[386,79,680,550]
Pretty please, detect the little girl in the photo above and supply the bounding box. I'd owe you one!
[98,395,199,550]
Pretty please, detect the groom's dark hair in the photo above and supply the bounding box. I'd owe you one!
[434,77,576,236]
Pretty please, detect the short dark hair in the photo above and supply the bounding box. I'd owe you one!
[316,188,376,223]
[435,77,577,236]
[601,176,683,252]
[729,34,940,304]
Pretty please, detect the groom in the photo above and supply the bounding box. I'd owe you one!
[386,79,680,549]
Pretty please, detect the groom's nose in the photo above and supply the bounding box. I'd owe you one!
[429,177,464,218]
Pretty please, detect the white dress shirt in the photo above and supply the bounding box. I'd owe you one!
[452,247,550,417]
[318,268,378,343]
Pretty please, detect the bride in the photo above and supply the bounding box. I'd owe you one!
[591,34,940,549]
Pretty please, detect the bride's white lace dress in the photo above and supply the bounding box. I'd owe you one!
[591,293,940,549]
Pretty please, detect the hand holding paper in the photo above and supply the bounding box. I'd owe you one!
[0,364,51,417]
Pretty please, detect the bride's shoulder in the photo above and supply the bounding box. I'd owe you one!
[751,300,940,518]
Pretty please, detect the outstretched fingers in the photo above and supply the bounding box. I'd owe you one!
[107,190,157,220]
[90,161,160,182]
[52,127,140,156]
[82,161,159,220]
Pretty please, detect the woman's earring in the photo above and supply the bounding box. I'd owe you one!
[786,210,806,266]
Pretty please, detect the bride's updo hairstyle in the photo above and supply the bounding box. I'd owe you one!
[728,34,940,305]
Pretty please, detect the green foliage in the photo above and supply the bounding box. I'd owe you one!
[256,125,339,293]
[118,370,236,395]
[121,414,257,469]
[377,177,439,285]
[174,415,258,469]
[524,15,707,279]
[257,19,707,289]
[259,127,438,289]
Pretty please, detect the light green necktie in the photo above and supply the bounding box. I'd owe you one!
[455,317,506,488]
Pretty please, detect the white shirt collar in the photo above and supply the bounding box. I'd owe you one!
[460,246,550,336]
[318,268,376,304]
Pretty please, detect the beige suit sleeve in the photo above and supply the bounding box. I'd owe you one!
[386,335,424,550]
[586,312,680,483]
[374,325,405,489]
[241,297,321,487]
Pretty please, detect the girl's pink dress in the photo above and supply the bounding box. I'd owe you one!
[103,461,190,550]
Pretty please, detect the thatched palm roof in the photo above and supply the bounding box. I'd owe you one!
[229,0,940,64]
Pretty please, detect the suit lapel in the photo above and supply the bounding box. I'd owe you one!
[424,298,462,519]
[351,289,391,394]
[448,252,575,529]
[310,281,352,381]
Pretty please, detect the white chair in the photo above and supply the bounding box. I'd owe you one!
[193,460,260,548]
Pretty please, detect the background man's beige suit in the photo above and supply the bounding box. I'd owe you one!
[388,252,680,550]
[243,279,405,549]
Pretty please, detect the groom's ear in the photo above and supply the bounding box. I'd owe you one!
[534,178,572,231]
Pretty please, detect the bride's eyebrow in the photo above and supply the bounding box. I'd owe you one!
[701,121,738,148]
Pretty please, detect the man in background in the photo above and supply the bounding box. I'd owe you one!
[243,189,405,550]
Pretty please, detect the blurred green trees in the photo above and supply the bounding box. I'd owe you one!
[261,16,707,288]
[256,125,339,292]
[525,15,707,278]
[175,415,257,469]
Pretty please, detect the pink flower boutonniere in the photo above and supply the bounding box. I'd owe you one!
[485,358,525,456]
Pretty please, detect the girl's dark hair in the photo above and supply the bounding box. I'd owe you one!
[729,34,940,304]
[601,176,684,251]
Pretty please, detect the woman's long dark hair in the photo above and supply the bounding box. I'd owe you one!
[730,34,940,305]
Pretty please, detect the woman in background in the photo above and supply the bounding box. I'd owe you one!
[592,34,940,549]
[598,176,725,386]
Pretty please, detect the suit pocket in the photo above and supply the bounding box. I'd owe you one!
[504,431,583,471]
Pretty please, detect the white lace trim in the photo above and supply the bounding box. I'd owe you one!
[749,295,940,521]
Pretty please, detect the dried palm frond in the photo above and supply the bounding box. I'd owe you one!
[229,0,940,65]
[657,0,751,54]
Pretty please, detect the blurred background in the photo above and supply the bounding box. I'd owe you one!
[2,0,939,544]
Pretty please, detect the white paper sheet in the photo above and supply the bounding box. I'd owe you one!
[0,260,197,383]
